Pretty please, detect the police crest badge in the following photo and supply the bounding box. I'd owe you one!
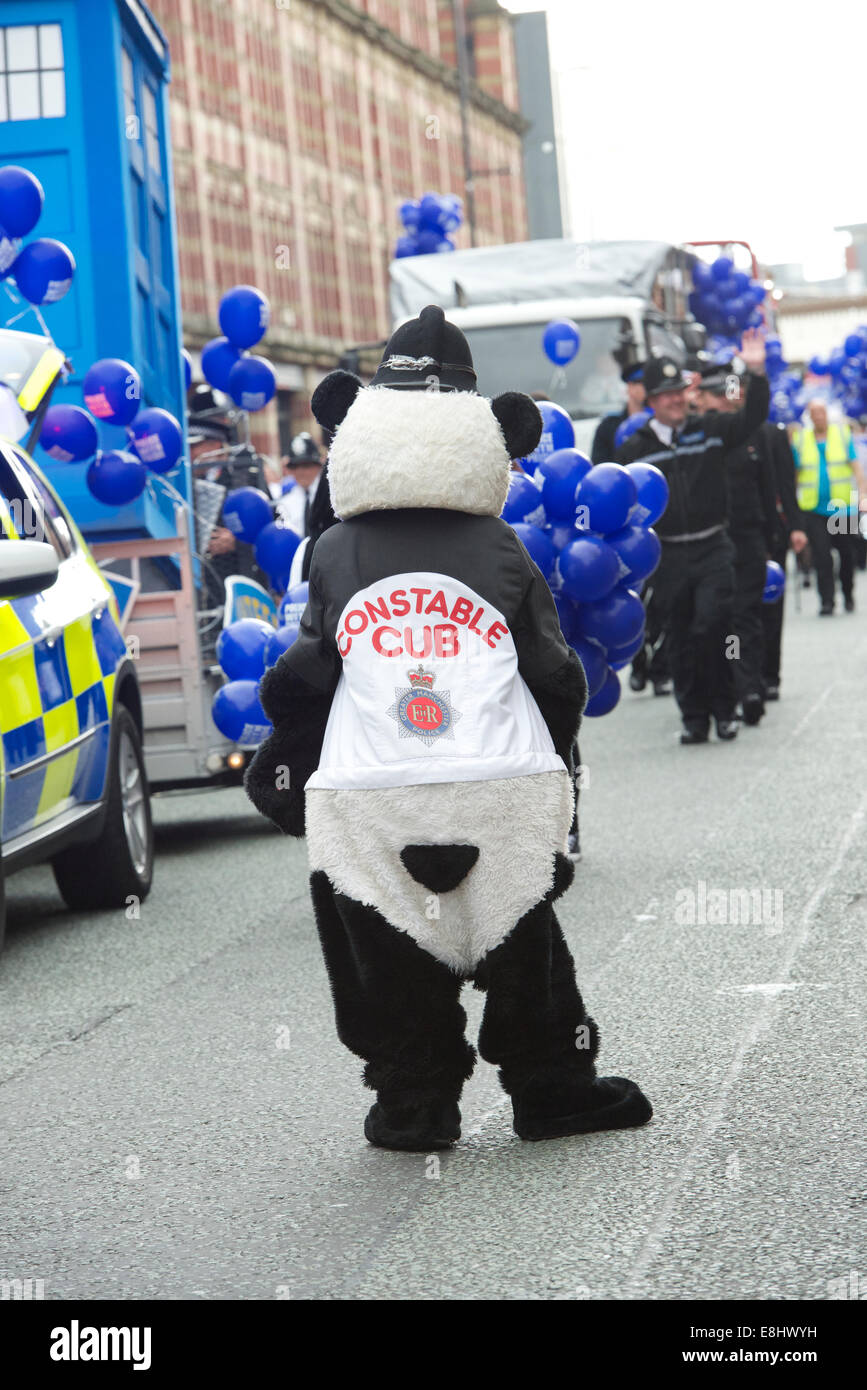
[386,664,461,746]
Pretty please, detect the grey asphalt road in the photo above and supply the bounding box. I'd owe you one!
[1,573,865,1302]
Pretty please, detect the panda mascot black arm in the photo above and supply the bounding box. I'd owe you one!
[245,306,651,1152]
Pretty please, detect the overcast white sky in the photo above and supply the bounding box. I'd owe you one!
[503,0,864,279]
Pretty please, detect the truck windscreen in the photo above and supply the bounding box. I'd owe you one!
[461,318,626,420]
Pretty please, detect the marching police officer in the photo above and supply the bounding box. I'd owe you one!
[617,330,770,743]
[694,359,782,725]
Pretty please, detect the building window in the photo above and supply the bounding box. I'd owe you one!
[0,24,65,122]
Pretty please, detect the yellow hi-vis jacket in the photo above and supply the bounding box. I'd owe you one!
[792,423,855,512]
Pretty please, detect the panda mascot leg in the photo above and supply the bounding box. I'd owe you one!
[245,304,652,1151]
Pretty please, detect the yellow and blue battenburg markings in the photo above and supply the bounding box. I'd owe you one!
[0,578,128,843]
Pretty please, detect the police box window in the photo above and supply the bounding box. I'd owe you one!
[0,24,65,122]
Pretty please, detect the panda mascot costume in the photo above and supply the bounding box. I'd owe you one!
[246,305,652,1151]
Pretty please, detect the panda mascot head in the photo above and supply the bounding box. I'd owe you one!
[311,304,543,521]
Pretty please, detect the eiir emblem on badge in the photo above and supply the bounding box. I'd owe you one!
[386,664,461,746]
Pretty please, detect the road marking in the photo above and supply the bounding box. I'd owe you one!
[624,793,867,1299]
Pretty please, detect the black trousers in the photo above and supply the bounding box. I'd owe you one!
[804,510,854,606]
[630,584,670,683]
[309,863,599,1100]
[730,527,767,703]
[651,531,736,725]
[762,535,787,687]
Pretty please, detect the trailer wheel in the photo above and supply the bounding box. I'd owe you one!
[52,707,154,911]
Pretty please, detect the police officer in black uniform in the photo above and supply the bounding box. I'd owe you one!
[591,361,647,463]
[617,330,770,744]
[694,359,781,725]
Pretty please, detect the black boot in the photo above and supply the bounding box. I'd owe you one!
[507,1062,653,1141]
[364,1090,461,1151]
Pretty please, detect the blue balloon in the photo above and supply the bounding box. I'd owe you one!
[265,622,300,666]
[0,165,44,236]
[584,667,621,717]
[182,348,193,391]
[693,261,714,291]
[219,284,270,350]
[763,560,785,603]
[501,470,544,523]
[222,486,273,543]
[844,333,863,358]
[614,408,653,451]
[414,228,443,255]
[828,350,847,378]
[511,523,556,581]
[13,237,75,304]
[201,336,241,392]
[211,679,272,746]
[624,461,669,526]
[559,535,620,602]
[254,520,302,586]
[216,618,274,680]
[577,587,645,649]
[575,462,637,535]
[522,401,575,470]
[572,636,607,699]
[538,447,591,521]
[553,593,580,645]
[279,581,309,627]
[418,193,445,230]
[542,318,581,366]
[606,524,662,584]
[715,276,739,303]
[129,407,183,474]
[227,355,276,411]
[399,199,421,229]
[83,357,141,426]
[711,255,734,283]
[395,234,418,258]
[606,630,646,667]
[86,450,148,506]
[39,404,98,462]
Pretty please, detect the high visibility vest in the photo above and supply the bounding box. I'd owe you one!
[793,424,855,512]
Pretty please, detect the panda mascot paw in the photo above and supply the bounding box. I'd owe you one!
[253,304,652,1149]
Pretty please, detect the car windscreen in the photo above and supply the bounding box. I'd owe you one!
[461,318,629,420]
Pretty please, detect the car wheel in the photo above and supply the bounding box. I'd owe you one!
[52,706,154,911]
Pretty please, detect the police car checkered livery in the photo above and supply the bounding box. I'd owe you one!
[0,440,153,950]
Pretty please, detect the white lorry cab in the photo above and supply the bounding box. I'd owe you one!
[389,238,705,454]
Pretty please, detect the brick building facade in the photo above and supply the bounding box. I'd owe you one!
[152,0,529,457]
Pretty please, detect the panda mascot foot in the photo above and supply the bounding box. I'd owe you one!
[364,1093,462,1152]
[510,1074,653,1142]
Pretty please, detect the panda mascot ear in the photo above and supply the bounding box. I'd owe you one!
[311,370,363,434]
[491,392,544,461]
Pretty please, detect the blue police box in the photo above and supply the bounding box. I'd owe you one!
[0,0,188,537]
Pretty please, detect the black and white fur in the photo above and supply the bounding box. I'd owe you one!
[246,308,652,1149]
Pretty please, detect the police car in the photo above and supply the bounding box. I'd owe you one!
[0,438,153,951]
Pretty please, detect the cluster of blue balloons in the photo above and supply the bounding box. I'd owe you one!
[39,356,185,507]
[210,583,309,744]
[689,256,766,347]
[503,402,669,717]
[219,484,302,590]
[201,285,276,411]
[764,338,804,426]
[395,193,463,258]
[809,325,867,422]
[0,165,76,305]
